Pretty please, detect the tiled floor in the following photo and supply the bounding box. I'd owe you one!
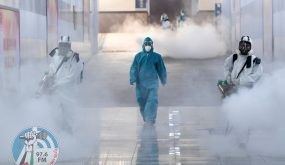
[54,106,285,165]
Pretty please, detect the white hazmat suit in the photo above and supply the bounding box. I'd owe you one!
[160,13,172,30]
[47,36,84,92]
[39,36,84,134]
[224,36,263,87]
[49,50,83,89]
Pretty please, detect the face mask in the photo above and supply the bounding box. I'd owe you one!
[239,41,251,55]
[145,46,152,52]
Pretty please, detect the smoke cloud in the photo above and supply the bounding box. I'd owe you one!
[0,60,100,163]
[208,67,285,156]
[101,16,228,59]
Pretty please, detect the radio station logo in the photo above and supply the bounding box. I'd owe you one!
[12,126,59,165]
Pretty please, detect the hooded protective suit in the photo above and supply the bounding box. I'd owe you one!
[48,36,83,90]
[160,13,171,30]
[177,10,186,27]
[130,37,167,124]
[224,36,263,87]
[37,36,84,97]
[36,36,84,134]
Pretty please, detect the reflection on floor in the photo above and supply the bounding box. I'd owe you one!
[57,106,285,165]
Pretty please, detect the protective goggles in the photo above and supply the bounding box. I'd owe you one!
[144,42,153,46]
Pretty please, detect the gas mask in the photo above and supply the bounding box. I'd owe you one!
[239,41,251,55]
[58,36,71,56]
[58,42,71,56]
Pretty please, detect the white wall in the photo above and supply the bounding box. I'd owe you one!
[0,0,19,8]
[221,0,241,52]
[191,0,199,15]
[19,0,47,59]
[58,19,84,41]
[273,0,285,60]
[58,0,85,41]
[263,0,273,60]
[240,0,263,57]
[91,0,98,54]
[198,0,222,11]
[0,8,20,90]
[99,0,135,11]
[222,0,285,61]
[20,11,46,39]
[20,10,47,59]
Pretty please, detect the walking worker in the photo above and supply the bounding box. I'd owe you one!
[130,37,167,125]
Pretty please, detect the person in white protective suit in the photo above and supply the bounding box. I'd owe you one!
[219,36,263,148]
[38,36,84,134]
[37,35,84,96]
[219,36,263,96]
[160,13,172,30]
[49,36,84,90]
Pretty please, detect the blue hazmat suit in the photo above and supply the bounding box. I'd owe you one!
[130,37,167,124]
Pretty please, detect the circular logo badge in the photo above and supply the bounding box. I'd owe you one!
[12,127,59,165]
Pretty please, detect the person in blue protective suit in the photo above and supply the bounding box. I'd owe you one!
[130,37,167,125]
[177,9,186,27]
